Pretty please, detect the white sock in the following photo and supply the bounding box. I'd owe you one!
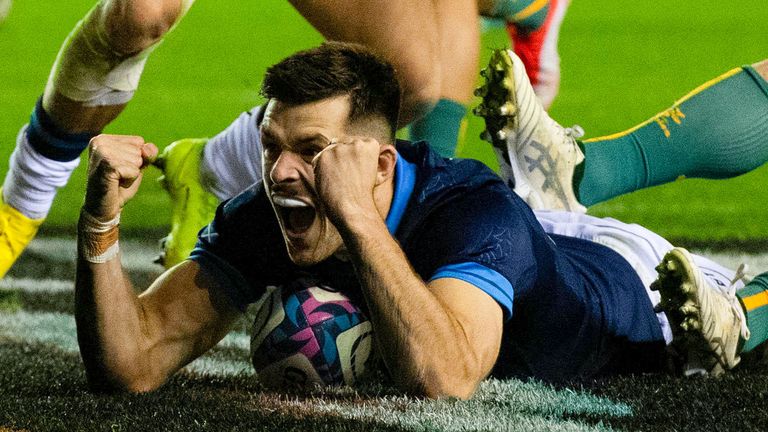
[200,107,264,201]
[2,126,80,219]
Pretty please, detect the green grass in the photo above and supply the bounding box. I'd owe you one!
[1,0,767,240]
[5,238,768,431]
[3,3,768,429]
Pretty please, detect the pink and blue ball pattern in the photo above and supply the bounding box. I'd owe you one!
[253,277,368,385]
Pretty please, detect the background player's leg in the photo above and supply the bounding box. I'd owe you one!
[290,0,441,128]
[290,0,480,157]
[736,274,768,353]
[478,0,568,108]
[0,0,11,25]
[198,110,264,201]
[0,0,193,277]
[408,0,479,157]
[155,108,265,267]
[575,61,768,207]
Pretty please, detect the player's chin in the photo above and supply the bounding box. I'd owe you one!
[286,247,320,267]
[284,231,341,267]
[283,232,321,266]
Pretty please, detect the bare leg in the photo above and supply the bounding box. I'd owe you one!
[434,0,480,107]
[289,0,442,126]
[753,59,768,80]
[43,0,190,132]
[0,0,192,278]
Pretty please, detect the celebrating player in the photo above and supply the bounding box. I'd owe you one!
[75,43,768,397]
[0,0,572,278]
[154,49,768,266]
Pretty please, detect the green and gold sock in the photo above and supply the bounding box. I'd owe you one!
[575,66,768,207]
[737,273,768,352]
[487,0,550,31]
[408,98,467,158]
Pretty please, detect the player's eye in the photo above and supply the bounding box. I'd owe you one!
[262,140,281,161]
[299,146,322,163]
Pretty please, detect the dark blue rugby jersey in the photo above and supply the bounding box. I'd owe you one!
[190,140,665,381]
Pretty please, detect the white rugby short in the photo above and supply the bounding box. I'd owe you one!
[534,210,743,344]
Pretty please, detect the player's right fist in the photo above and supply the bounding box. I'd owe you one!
[83,134,158,221]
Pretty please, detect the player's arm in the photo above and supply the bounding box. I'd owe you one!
[75,134,241,393]
[314,138,503,399]
[346,222,503,400]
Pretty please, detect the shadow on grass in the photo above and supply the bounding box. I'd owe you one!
[0,341,410,432]
[562,358,768,432]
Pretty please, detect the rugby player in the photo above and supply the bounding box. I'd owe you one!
[154,49,768,266]
[0,0,569,277]
[75,43,768,397]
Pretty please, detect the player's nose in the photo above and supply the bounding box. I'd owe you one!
[268,150,304,184]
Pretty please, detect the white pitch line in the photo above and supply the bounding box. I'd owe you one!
[0,276,73,293]
[697,251,768,276]
[24,237,768,278]
[0,310,80,352]
[14,238,768,294]
[0,309,253,377]
[25,237,164,273]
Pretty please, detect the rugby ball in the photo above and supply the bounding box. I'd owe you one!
[250,276,375,389]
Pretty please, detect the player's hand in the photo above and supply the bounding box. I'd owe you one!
[312,136,381,225]
[83,134,158,220]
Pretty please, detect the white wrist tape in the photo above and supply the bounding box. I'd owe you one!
[78,210,121,263]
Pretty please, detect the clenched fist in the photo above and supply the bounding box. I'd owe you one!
[83,134,158,221]
[312,136,394,227]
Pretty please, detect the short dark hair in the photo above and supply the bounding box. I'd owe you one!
[261,42,401,140]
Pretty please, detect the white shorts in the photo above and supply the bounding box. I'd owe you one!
[533,210,743,344]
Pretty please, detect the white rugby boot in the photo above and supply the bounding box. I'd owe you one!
[652,247,751,376]
[474,48,586,213]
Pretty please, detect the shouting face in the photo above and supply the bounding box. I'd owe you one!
[260,96,351,266]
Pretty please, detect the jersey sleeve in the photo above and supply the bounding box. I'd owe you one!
[188,184,290,311]
[405,184,542,320]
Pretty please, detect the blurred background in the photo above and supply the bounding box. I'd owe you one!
[0,0,766,242]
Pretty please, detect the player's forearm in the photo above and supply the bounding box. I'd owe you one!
[74,213,156,393]
[339,216,486,399]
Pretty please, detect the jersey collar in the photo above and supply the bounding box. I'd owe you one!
[384,152,417,235]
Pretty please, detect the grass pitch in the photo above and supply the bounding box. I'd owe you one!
[1,0,767,240]
[2,0,768,430]
[3,237,768,431]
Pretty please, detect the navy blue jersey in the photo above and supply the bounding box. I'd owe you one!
[191,141,665,381]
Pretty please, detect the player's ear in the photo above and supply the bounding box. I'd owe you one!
[376,143,397,186]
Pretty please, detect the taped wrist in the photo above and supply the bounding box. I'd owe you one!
[78,209,120,263]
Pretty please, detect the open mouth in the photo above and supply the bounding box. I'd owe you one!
[272,196,316,235]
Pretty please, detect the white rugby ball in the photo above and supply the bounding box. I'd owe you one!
[250,277,376,389]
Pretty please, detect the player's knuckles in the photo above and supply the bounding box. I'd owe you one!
[89,134,146,155]
[115,164,141,181]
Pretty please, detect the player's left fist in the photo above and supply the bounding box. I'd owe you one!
[84,134,158,221]
[312,136,381,224]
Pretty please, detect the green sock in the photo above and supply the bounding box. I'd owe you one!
[576,66,768,207]
[487,0,550,31]
[737,273,768,353]
[408,98,466,158]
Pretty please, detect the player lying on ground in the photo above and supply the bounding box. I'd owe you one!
[152,49,768,265]
[0,0,567,278]
[75,42,768,398]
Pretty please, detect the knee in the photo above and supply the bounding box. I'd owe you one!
[100,0,186,54]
